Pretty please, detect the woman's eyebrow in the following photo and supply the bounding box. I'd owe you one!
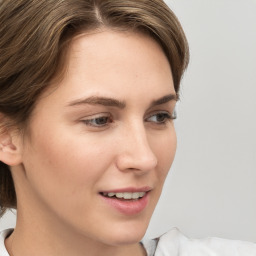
[67,96,126,109]
[67,93,178,109]
[149,93,178,107]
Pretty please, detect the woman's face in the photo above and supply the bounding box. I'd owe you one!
[16,30,177,245]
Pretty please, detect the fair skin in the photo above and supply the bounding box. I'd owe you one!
[2,30,177,256]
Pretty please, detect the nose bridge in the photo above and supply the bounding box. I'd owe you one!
[116,119,158,172]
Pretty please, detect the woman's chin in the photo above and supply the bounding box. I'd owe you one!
[105,232,146,246]
[95,222,149,246]
[119,230,146,245]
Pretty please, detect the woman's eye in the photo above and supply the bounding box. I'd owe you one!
[82,115,113,127]
[146,111,176,124]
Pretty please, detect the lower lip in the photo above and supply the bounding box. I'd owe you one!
[100,192,150,215]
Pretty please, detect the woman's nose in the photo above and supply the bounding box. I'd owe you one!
[115,124,158,174]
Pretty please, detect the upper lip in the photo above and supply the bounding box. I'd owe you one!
[100,186,152,193]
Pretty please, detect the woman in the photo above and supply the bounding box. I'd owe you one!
[0,1,255,256]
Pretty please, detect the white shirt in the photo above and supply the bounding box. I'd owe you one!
[1,228,256,255]
[142,228,256,255]
[0,229,12,256]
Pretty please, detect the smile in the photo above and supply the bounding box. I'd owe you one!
[101,192,146,200]
[99,188,151,215]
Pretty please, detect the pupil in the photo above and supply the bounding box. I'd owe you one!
[157,113,165,122]
[96,117,108,125]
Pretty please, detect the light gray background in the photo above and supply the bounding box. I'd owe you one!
[1,0,256,243]
[146,0,256,242]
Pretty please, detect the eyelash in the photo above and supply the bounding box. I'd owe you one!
[82,115,113,127]
[146,111,176,124]
[81,111,176,128]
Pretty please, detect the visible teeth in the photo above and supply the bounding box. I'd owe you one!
[132,192,140,199]
[124,192,132,199]
[116,193,123,198]
[139,192,145,197]
[103,192,146,199]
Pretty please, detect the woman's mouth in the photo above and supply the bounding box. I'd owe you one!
[99,189,150,215]
[100,191,146,200]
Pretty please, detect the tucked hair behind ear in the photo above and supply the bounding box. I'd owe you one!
[0,0,189,216]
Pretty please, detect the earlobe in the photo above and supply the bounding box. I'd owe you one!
[0,128,23,166]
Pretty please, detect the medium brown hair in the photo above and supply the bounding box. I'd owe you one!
[0,0,189,216]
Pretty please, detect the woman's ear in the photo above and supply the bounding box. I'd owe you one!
[0,125,23,166]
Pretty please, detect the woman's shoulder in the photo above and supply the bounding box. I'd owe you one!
[0,229,13,256]
[142,228,256,256]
